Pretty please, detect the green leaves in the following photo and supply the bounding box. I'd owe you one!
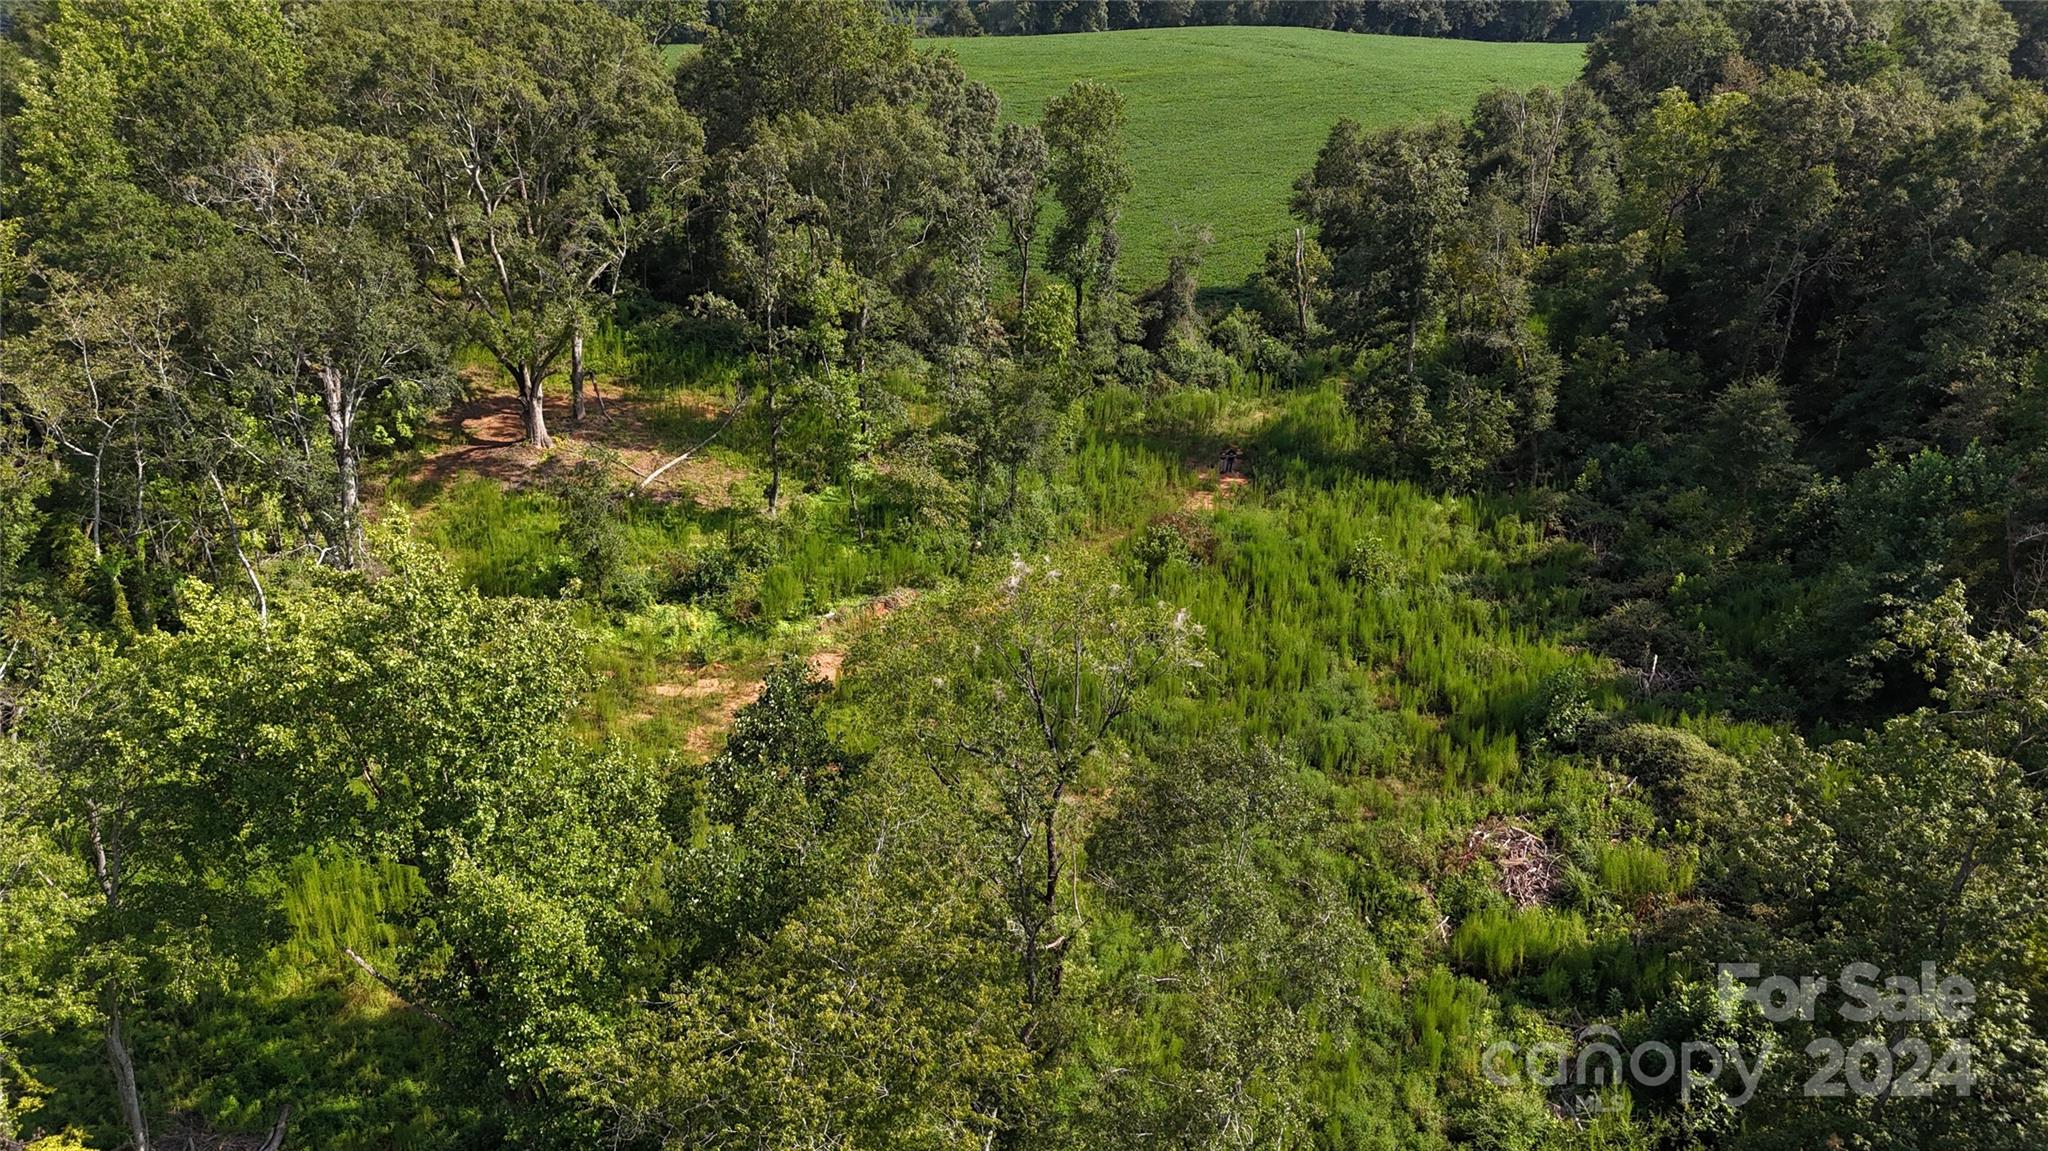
[676,656,862,963]
[1044,79,1132,344]
[0,742,89,1140]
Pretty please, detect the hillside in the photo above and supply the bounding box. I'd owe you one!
[13,3,2048,1148]
[934,27,1584,287]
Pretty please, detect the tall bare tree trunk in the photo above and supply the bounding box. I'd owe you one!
[570,328,587,424]
[1405,304,1419,381]
[320,366,361,569]
[89,431,108,555]
[104,986,149,1151]
[516,364,552,448]
[765,382,783,515]
[208,471,266,625]
[1016,251,1031,358]
[1293,227,1310,339]
[87,804,149,1151]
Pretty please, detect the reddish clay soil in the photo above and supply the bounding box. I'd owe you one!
[406,383,747,505]
[645,664,768,760]
[1181,469,1250,512]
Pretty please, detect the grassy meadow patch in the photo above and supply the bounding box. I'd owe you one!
[935,27,1584,286]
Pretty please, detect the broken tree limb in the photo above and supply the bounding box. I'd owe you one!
[257,1104,292,1151]
[638,399,746,490]
[343,947,452,1031]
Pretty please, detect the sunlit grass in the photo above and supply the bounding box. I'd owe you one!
[937,27,1584,286]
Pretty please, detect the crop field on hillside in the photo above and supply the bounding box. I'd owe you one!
[935,27,1583,287]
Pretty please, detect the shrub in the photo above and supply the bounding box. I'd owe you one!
[663,545,743,605]
[550,454,634,604]
[1525,665,1597,752]
[1595,723,1741,825]
[1338,535,1397,586]
[1158,332,1237,390]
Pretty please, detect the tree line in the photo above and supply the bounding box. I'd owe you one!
[913,0,1629,42]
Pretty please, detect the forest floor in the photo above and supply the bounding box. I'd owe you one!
[404,375,749,505]
[391,370,934,762]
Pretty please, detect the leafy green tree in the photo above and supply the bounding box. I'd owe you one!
[15,541,672,1139]
[1043,79,1133,350]
[1583,0,1746,125]
[1463,83,1617,248]
[5,0,299,276]
[1074,738,1371,1148]
[783,98,987,526]
[187,128,442,568]
[1728,0,1882,74]
[941,362,1069,536]
[0,741,88,1142]
[1293,117,1467,374]
[1690,378,1811,514]
[10,275,170,558]
[892,557,1203,1036]
[673,656,862,964]
[550,450,637,604]
[708,125,855,513]
[934,0,983,37]
[683,0,915,148]
[272,546,668,1114]
[1249,230,1331,345]
[1688,626,2048,1146]
[311,0,699,448]
[9,267,282,620]
[992,122,1049,355]
[789,104,964,375]
[570,745,1032,1150]
[1896,0,2020,99]
[21,617,288,1151]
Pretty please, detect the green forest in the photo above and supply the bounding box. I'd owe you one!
[2,1,2047,1149]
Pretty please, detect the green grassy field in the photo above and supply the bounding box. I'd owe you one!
[933,27,1584,289]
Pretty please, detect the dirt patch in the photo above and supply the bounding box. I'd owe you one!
[821,586,921,628]
[406,392,543,489]
[405,384,749,503]
[661,663,766,760]
[802,588,919,687]
[807,650,845,683]
[669,588,918,753]
[1180,470,1250,513]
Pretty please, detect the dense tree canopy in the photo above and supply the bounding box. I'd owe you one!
[4,2,2048,1149]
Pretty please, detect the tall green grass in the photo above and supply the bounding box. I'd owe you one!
[1124,423,1604,783]
[1411,966,1489,1076]
[1452,907,1589,980]
[1595,840,1695,901]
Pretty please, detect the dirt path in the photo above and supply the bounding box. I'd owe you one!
[647,666,768,759]
[1181,470,1250,512]
[635,587,920,761]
